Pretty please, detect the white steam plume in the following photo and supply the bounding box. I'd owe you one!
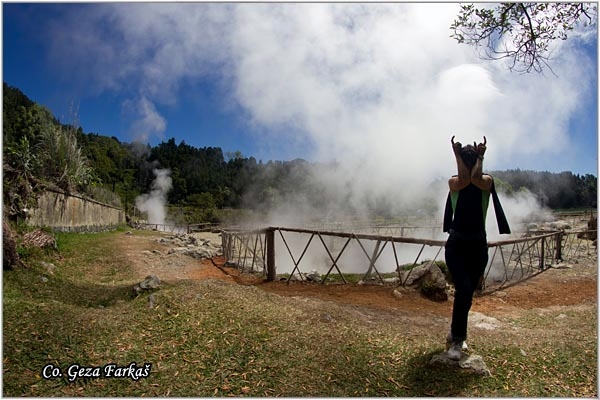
[40,3,596,230]
[122,96,168,143]
[135,169,172,225]
[229,4,592,210]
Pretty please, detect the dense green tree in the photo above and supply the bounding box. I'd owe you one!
[490,169,597,209]
[3,83,37,145]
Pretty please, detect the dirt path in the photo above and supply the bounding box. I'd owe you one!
[120,231,237,283]
[117,230,597,322]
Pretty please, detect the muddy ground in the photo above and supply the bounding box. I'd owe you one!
[119,230,597,327]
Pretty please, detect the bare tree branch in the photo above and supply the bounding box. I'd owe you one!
[450,2,597,74]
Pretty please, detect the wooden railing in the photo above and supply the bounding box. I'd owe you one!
[221,226,596,292]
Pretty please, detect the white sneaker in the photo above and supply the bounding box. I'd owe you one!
[447,342,463,361]
[446,332,468,352]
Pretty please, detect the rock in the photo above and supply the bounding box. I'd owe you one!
[399,263,449,301]
[419,264,448,301]
[400,263,430,286]
[429,353,447,365]
[357,279,383,286]
[430,352,491,376]
[133,275,161,295]
[22,229,57,249]
[459,354,491,376]
[549,221,571,230]
[168,247,189,255]
[305,270,321,282]
[160,233,202,247]
[194,248,216,259]
[40,261,57,275]
[166,239,221,260]
[140,275,160,289]
[469,312,502,330]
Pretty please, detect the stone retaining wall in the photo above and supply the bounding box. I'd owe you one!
[26,189,125,232]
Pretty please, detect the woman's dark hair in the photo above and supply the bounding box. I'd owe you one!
[459,145,479,170]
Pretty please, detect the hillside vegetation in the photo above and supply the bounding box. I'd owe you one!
[3,82,597,225]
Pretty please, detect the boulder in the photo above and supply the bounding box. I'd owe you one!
[401,263,449,301]
[400,263,430,286]
[469,312,502,330]
[163,234,222,260]
[305,270,321,282]
[132,275,161,295]
[419,263,448,301]
[429,352,491,376]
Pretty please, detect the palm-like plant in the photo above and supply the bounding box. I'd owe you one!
[37,124,96,193]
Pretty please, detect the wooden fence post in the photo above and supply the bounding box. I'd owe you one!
[266,228,276,281]
[221,232,227,259]
[540,236,545,270]
[555,231,563,262]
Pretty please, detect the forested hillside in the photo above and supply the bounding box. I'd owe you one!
[3,82,597,223]
[489,169,597,210]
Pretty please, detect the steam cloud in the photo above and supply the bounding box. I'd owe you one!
[135,169,172,225]
[40,3,595,231]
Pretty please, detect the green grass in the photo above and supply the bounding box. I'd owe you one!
[3,229,597,396]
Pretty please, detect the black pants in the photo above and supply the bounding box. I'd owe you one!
[444,233,488,342]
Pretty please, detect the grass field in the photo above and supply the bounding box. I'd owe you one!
[3,228,597,396]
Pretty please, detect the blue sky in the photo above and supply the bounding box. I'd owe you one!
[3,2,598,178]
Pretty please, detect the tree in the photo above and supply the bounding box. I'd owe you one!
[450,3,597,73]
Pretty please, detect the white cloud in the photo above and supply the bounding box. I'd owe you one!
[41,2,596,200]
